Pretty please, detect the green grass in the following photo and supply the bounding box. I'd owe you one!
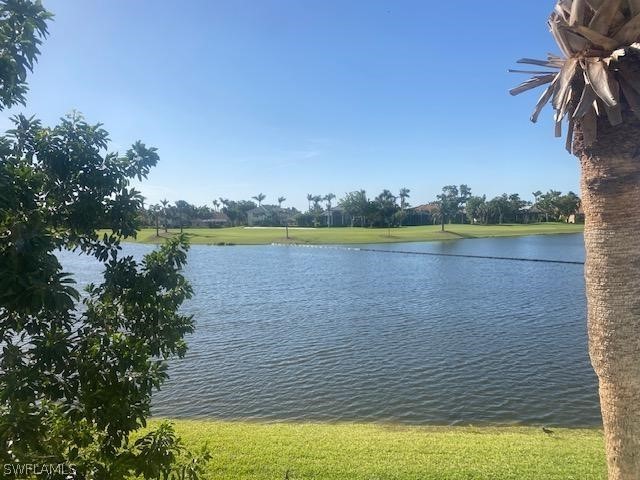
[122,223,584,246]
[152,419,604,479]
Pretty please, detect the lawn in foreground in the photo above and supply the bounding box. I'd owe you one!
[126,223,584,246]
[155,420,605,480]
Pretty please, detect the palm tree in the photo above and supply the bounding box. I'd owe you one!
[399,187,411,210]
[511,3,640,477]
[212,199,220,212]
[160,198,169,232]
[532,190,542,205]
[306,193,313,212]
[324,193,336,226]
[277,196,286,208]
[150,204,161,237]
[252,193,266,207]
[397,188,411,227]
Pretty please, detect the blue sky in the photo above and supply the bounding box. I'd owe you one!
[7,0,580,211]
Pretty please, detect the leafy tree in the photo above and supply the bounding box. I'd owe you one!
[373,189,399,230]
[557,191,581,221]
[538,190,562,222]
[220,199,256,226]
[487,194,510,224]
[340,190,370,227]
[0,113,207,478]
[436,184,470,231]
[465,195,487,224]
[174,200,196,233]
[252,193,265,207]
[0,0,52,109]
[0,2,207,477]
[508,193,528,222]
[511,1,640,475]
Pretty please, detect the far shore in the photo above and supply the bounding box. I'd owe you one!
[114,223,584,246]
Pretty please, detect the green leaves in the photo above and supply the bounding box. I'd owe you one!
[0,114,204,477]
[0,0,52,109]
[0,1,207,476]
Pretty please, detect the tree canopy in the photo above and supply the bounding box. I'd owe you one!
[0,1,208,477]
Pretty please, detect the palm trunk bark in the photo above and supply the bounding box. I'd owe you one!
[575,111,640,480]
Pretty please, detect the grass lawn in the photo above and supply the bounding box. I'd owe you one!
[122,223,584,246]
[153,420,604,479]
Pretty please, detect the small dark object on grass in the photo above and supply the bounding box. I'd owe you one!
[542,427,554,435]
[284,469,291,479]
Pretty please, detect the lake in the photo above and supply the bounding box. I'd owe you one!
[59,233,600,427]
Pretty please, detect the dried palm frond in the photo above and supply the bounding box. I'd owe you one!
[511,0,640,151]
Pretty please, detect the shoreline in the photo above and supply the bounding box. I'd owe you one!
[117,223,584,246]
[146,419,604,479]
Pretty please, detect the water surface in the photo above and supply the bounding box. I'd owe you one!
[60,233,600,426]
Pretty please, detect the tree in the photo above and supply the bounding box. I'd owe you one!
[0,113,208,478]
[212,198,220,212]
[465,195,487,224]
[487,194,510,225]
[340,190,370,227]
[324,193,335,226]
[397,188,411,226]
[174,200,195,233]
[399,187,411,210]
[277,196,286,208]
[511,2,640,477]
[538,190,562,222]
[532,190,542,205]
[557,191,581,221]
[150,204,161,236]
[311,195,323,226]
[373,189,399,233]
[252,193,266,207]
[220,199,256,226]
[0,5,208,476]
[306,193,313,212]
[0,0,52,109]
[160,198,170,232]
[436,185,470,231]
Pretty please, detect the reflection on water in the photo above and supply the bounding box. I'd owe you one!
[59,233,600,426]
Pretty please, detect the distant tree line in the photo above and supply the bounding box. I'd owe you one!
[141,187,581,230]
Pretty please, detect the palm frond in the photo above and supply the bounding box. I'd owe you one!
[511,0,640,149]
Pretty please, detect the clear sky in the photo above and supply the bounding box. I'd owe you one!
[6,0,581,211]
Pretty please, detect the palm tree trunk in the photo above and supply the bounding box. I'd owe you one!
[575,112,640,480]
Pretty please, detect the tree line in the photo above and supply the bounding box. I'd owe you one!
[143,186,581,229]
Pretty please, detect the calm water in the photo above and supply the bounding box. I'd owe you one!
[59,233,601,427]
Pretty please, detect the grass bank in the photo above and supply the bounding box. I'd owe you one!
[155,420,604,479]
[123,223,583,246]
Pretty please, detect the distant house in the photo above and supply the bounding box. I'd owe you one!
[567,206,585,224]
[404,203,437,226]
[193,212,231,228]
[325,206,351,227]
[525,204,545,223]
[247,205,298,226]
